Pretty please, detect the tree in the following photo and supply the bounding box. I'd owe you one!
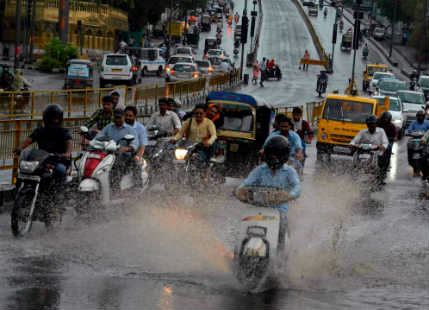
[377,0,419,24]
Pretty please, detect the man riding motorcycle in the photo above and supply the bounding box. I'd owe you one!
[261,114,304,175]
[83,95,115,140]
[170,104,217,164]
[377,112,397,177]
[147,98,182,136]
[235,135,301,251]
[14,104,72,184]
[363,43,369,59]
[406,110,429,134]
[317,70,328,94]
[350,115,389,182]
[95,108,139,189]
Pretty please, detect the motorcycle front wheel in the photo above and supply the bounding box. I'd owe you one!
[11,189,35,237]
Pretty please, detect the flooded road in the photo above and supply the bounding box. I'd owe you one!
[0,0,428,308]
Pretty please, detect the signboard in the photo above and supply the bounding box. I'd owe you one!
[68,64,89,79]
[167,21,184,37]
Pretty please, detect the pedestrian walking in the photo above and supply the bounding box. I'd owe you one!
[303,50,310,71]
[259,57,266,87]
[252,60,260,85]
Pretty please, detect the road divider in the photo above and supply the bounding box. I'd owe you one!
[292,0,329,71]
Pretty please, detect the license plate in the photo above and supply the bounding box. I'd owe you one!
[333,146,351,154]
[112,69,122,72]
[230,143,239,152]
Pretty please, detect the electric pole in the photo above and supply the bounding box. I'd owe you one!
[58,0,70,44]
[240,0,248,80]
[350,0,363,94]
[14,0,22,69]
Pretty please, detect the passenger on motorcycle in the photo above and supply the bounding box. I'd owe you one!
[261,114,304,174]
[167,98,186,120]
[83,95,115,139]
[377,112,397,176]
[317,70,328,91]
[406,110,429,134]
[170,104,217,164]
[206,103,224,129]
[236,135,301,250]
[147,98,182,136]
[14,104,72,183]
[350,115,389,180]
[291,107,313,165]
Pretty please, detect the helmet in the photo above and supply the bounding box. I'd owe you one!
[416,110,425,117]
[380,111,392,122]
[365,115,378,125]
[263,136,290,170]
[43,104,63,128]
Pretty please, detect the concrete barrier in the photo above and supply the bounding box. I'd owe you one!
[291,0,329,70]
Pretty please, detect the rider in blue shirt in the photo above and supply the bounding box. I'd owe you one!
[406,111,429,134]
[236,136,301,250]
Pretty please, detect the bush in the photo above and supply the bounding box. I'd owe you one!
[36,37,78,72]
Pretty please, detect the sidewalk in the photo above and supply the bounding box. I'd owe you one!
[341,6,428,78]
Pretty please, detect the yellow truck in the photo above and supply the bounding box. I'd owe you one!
[315,94,389,161]
[166,21,184,37]
[362,64,389,91]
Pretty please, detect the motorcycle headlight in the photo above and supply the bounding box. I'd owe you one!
[19,160,39,173]
[175,148,188,160]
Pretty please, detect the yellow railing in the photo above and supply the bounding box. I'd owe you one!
[0,70,241,120]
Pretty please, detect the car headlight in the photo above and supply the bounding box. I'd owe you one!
[20,160,39,173]
[175,148,188,160]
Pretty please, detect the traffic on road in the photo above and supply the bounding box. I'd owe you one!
[0,0,428,309]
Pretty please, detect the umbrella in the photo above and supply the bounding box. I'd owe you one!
[188,16,197,22]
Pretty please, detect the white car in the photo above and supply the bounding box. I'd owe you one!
[376,78,407,97]
[165,55,194,73]
[368,72,395,94]
[373,27,385,41]
[373,95,407,138]
[100,54,135,88]
[397,90,427,127]
[418,75,429,99]
[165,63,199,82]
[205,49,228,59]
[139,48,165,77]
[175,47,194,58]
[308,6,318,16]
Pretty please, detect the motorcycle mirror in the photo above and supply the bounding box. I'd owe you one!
[80,126,89,133]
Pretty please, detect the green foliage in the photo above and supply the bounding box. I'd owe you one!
[36,37,78,72]
[377,0,419,24]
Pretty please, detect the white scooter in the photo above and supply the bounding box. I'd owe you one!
[75,127,149,210]
[233,185,290,293]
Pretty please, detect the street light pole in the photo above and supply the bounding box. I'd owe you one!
[239,0,248,80]
[350,0,363,94]
[389,0,398,58]
[330,17,338,73]
[14,0,22,69]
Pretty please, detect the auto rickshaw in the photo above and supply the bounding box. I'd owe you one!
[64,59,93,89]
[362,63,389,91]
[341,32,353,52]
[207,91,275,176]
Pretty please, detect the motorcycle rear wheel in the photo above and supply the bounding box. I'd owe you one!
[11,190,35,237]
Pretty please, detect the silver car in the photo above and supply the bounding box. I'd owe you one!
[195,60,214,75]
[397,90,426,127]
[165,63,199,82]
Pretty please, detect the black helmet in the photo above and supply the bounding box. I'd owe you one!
[43,104,63,128]
[365,115,378,125]
[263,135,290,170]
[416,110,425,117]
[380,111,392,122]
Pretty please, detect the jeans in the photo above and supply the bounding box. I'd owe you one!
[54,163,67,183]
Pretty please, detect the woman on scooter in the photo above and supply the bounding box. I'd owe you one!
[235,136,301,251]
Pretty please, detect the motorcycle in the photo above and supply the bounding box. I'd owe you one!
[353,144,379,173]
[407,131,426,176]
[409,78,417,91]
[233,48,239,57]
[75,127,149,209]
[362,47,369,60]
[144,125,171,186]
[233,185,290,293]
[316,76,328,97]
[11,149,72,237]
[264,66,282,81]
[324,8,328,18]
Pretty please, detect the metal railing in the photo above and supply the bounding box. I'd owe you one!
[306,101,324,128]
[0,70,241,120]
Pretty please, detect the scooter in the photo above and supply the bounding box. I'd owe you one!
[11,149,73,237]
[407,131,426,176]
[233,185,290,293]
[352,144,381,190]
[75,126,149,209]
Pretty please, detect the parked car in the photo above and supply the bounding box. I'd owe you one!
[165,55,194,73]
[303,0,316,7]
[195,59,214,75]
[100,53,135,88]
[166,63,199,82]
[373,27,385,40]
